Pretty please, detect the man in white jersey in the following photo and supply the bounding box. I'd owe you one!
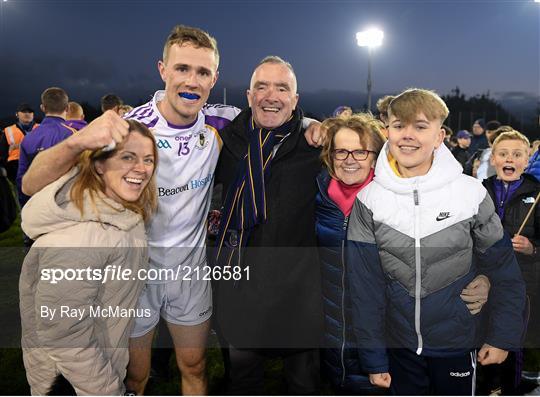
[122,26,240,395]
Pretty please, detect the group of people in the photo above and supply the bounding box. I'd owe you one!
[2,23,538,396]
[0,91,132,202]
[0,91,133,244]
[448,118,540,181]
[444,116,540,391]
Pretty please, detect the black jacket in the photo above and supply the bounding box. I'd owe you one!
[214,108,324,349]
[451,146,472,169]
[483,174,540,296]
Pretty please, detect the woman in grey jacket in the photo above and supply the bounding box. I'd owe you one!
[19,120,157,395]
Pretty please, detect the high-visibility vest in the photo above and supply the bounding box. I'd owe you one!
[3,124,38,162]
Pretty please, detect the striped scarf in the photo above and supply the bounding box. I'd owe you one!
[215,114,294,268]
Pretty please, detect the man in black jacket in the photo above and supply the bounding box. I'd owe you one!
[451,129,472,169]
[214,56,323,395]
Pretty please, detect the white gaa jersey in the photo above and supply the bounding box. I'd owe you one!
[126,91,240,276]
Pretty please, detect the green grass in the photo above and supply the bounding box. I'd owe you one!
[0,199,30,394]
[0,205,23,248]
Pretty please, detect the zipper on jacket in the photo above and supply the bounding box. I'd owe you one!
[413,189,423,355]
[340,216,349,386]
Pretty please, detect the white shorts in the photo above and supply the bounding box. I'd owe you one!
[130,268,212,338]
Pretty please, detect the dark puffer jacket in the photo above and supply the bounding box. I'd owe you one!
[315,170,377,393]
[527,150,540,182]
[483,174,540,296]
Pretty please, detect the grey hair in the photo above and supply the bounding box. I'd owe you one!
[257,55,295,76]
[250,55,297,92]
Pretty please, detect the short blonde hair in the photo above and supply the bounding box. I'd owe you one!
[388,88,449,125]
[67,101,84,120]
[163,25,219,67]
[320,113,386,179]
[492,129,530,151]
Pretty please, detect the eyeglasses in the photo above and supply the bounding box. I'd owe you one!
[332,149,376,161]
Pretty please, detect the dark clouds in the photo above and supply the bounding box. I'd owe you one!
[0,0,538,118]
[1,52,160,115]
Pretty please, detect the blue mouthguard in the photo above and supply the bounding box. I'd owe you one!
[179,92,200,100]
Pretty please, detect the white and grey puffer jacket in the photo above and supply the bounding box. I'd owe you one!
[346,142,526,374]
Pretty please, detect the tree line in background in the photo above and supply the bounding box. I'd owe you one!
[1,88,538,140]
[442,87,539,140]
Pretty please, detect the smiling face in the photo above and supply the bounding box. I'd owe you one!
[332,127,376,185]
[247,62,299,129]
[491,139,529,182]
[157,43,218,126]
[387,112,445,178]
[96,132,156,203]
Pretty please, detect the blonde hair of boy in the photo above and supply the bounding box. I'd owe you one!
[67,101,84,120]
[492,129,531,151]
[388,88,449,125]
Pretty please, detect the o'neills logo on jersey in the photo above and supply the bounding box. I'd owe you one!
[158,173,214,197]
[195,129,209,150]
[157,139,172,149]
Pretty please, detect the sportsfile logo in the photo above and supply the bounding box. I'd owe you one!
[157,139,172,149]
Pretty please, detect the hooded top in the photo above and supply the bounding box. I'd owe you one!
[19,167,148,395]
[346,142,525,373]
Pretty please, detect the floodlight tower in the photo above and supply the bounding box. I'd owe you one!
[356,28,384,112]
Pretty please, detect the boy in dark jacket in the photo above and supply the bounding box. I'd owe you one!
[483,129,540,394]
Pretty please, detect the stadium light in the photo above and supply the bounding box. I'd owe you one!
[356,28,384,111]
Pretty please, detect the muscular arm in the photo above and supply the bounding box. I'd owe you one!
[22,111,129,196]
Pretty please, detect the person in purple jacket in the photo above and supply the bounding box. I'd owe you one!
[16,87,75,209]
[65,101,88,131]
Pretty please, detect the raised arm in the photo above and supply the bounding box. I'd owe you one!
[22,111,129,196]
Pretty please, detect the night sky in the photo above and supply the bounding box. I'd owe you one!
[1,0,538,119]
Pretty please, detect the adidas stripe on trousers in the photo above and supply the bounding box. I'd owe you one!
[388,348,477,396]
